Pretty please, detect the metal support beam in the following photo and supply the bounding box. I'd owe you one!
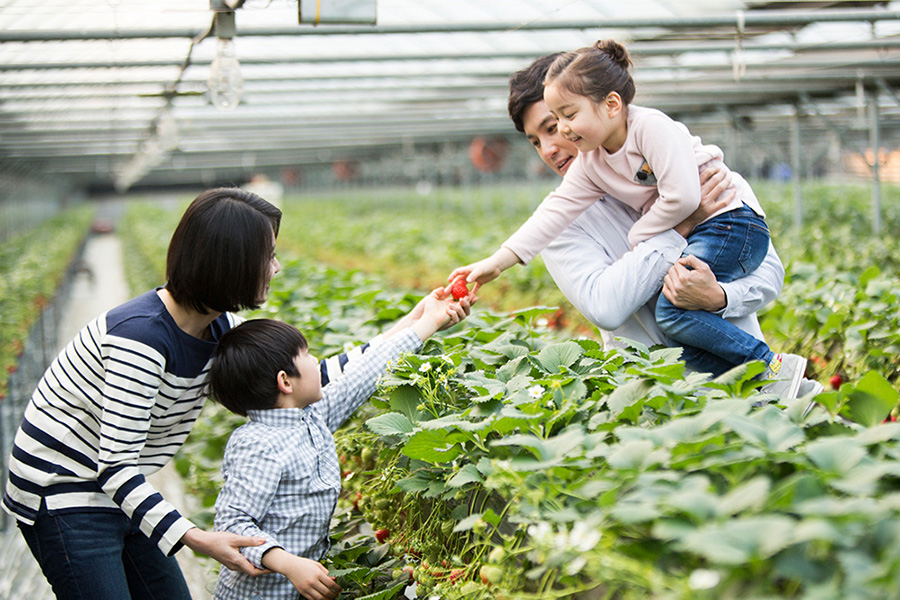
[0,8,898,41]
[791,103,804,229]
[869,89,882,235]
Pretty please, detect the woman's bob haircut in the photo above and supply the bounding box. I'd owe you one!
[166,187,282,314]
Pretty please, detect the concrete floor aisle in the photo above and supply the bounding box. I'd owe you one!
[0,230,214,599]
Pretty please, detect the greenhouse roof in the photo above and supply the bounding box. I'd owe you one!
[1,0,900,190]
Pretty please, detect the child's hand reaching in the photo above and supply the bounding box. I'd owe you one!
[262,549,341,600]
[448,247,520,288]
[410,287,474,340]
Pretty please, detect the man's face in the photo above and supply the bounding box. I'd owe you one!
[522,99,579,177]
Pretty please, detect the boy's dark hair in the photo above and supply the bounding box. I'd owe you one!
[508,52,562,133]
[166,187,282,314]
[210,319,308,417]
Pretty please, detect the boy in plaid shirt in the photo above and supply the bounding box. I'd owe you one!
[208,289,470,600]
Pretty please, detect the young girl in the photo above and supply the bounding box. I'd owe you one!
[451,40,805,395]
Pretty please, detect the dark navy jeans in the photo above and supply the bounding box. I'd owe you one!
[655,204,774,376]
[17,503,191,600]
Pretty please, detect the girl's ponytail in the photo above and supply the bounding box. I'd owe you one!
[594,39,632,72]
[546,39,635,105]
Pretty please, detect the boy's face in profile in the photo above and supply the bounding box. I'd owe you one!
[278,348,322,409]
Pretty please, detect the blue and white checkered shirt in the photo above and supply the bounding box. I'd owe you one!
[213,328,421,600]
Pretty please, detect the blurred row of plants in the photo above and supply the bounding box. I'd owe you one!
[0,205,92,399]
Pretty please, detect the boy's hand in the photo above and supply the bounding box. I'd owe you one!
[411,287,473,340]
[283,556,341,600]
[263,549,341,600]
[448,248,520,287]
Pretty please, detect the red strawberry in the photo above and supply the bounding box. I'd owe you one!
[830,374,843,390]
[450,279,469,301]
[375,528,390,543]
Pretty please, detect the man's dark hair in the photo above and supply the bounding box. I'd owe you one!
[507,53,562,133]
[209,319,308,417]
[166,187,282,314]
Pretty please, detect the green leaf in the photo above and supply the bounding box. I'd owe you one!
[453,513,483,532]
[605,378,654,418]
[330,566,372,578]
[717,476,771,516]
[447,463,484,488]
[845,371,900,427]
[461,371,507,402]
[536,341,583,373]
[356,581,407,600]
[491,433,547,460]
[607,439,670,470]
[401,429,462,463]
[680,515,796,564]
[389,385,423,424]
[395,475,433,493]
[804,437,867,475]
[366,412,414,437]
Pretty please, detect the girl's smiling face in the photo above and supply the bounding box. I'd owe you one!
[543,81,626,154]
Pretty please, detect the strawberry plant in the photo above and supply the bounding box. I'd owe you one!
[125,180,900,599]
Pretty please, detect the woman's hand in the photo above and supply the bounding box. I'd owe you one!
[448,248,520,288]
[180,528,269,576]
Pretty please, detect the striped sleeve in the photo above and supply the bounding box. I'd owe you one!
[96,334,194,555]
[318,334,385,386]
[318,329,421,432]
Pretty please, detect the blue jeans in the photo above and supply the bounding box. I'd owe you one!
[17,504,191,600]
[655,205,774,376]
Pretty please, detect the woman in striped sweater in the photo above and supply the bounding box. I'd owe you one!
[3,188,297,599]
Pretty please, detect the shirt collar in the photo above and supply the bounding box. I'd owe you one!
[246,406,313,427]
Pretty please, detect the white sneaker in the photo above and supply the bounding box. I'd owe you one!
[759,353,807,399]
[798,379,825,416]
[797,378,824,398]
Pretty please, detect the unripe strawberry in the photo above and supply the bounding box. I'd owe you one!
[480,565,502,585]
[450,279,469,301]
[830,374,843,390]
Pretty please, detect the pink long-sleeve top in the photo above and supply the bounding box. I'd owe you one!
[503,105,765,265]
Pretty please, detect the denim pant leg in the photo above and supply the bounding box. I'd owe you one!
[656,206,773,375]
[17,506,190,600]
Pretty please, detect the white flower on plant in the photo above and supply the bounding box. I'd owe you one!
[537,317,549,328]
[403,580,418,599]
[568,521,601,552]
[564,556,587,576]
[688,569,721,590]
[343,341,356,352]
[553,529,569,551]
[419,362,432,373]
[527,521,553,545]
[528,385,545,400]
